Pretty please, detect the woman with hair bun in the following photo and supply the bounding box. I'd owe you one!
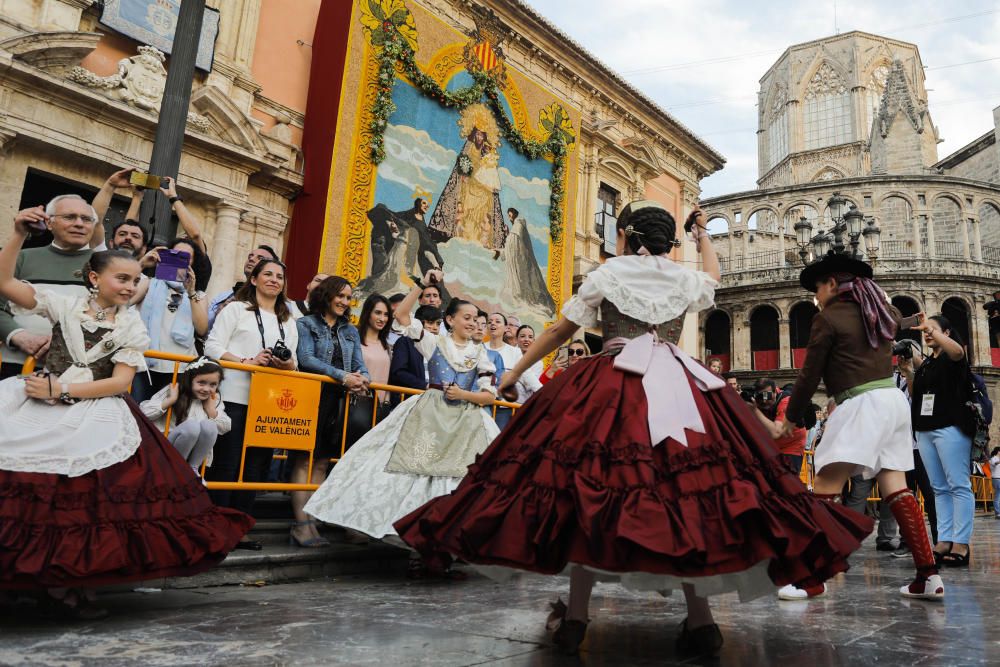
[396,201,872,657]
[0,215,252,618]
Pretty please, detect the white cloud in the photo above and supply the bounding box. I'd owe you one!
[499,168,550,207]
[379,123,457,191]
[528,1,1000,199]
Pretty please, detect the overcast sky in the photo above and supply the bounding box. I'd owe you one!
[525,0,1000,200]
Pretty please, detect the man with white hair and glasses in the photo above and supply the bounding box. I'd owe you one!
[0,195,100,379]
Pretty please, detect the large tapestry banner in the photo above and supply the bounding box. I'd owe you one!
[325,1,580,331]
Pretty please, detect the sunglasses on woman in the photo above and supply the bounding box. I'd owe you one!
[568,348,586,356]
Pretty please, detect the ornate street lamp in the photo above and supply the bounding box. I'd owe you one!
[798,192,882,266]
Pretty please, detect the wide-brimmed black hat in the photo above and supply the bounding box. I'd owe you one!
[799,252,873,292]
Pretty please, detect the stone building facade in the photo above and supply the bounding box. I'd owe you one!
[0,0,316,297]
[0,0,723,352]
[699,31,1000,433]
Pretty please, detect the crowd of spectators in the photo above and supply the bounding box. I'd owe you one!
[0,174,571,548]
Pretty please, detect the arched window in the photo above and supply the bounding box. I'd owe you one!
[789,302,818,368]
[932,197,963,258]
[706,216,729,236]
[705,310,732,372]
[879,196,913,258]
[750,306,780,371]
[803,63,851,150]
[941,297,972,365]
[747,209,778,233]
[979,203,1000,264]
[891,295,921,345]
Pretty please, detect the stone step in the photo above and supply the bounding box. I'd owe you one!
[108,540,410,592]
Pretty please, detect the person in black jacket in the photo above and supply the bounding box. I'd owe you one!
[388,305,440,406]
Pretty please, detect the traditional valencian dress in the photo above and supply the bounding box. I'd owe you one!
[396,254,872,599]
[304,331,500,544]
[0,289,253,589]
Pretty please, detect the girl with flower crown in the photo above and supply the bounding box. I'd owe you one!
[0,211,251,618]
[304,270,500,574]
[140,357,230,474]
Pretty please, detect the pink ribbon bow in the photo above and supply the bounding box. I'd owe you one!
[611,333,725,447]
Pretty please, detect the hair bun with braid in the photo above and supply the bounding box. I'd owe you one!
[616,200,679,256]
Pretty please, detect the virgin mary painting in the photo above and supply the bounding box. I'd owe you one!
[427,103,508,254]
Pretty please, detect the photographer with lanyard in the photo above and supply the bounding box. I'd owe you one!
[205,259,297,549]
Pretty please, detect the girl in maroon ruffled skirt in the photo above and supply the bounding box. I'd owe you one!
[396,202,873,657]
[0,212,252,618]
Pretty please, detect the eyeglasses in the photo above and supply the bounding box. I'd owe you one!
[568,348,586,356]
[52,213,97,224]
[247,252,272,261]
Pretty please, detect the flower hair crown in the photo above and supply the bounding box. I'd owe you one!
[185,356,218,373]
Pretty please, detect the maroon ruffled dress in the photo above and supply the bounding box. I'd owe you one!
[396,256,873,598]
[0,311,253,590]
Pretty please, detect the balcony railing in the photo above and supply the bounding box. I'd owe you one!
[880,240,914,258]
[719,239,993,274]
[983,245,1000,264]
[935,240,965,259]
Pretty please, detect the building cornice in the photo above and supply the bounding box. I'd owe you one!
[702,173,1000,208]
[934,130,995,170]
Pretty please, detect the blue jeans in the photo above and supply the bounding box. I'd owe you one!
[916,426,974,544]
[992,479,1000,517]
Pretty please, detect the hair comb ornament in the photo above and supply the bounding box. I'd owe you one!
[623,225,644,238]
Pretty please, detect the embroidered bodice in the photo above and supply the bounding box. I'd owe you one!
[599,301,684,345]
[44,323,118,380]
[427,347,479,391]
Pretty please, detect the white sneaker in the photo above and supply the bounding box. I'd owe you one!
[778,583,827,600]
[900,574,945,601]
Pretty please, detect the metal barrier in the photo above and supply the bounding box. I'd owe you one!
[10,349,994,505]
[16,349,521,493]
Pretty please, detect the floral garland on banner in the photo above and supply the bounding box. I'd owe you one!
[366,18,574,242]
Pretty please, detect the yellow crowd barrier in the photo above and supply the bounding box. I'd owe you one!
[10,349,995,507]
[143,350,522,493]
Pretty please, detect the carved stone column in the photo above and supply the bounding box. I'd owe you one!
[911,210,922,258]
[961,216,972,260]
[206,202,245,297]
[924,214,936,259]
[973,218,983,262]
[732,306,751,371]
[778,317,791,369]
[970,294,992,368]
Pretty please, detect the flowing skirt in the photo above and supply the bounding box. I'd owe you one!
[0,398,254,589]
[395,352,874,600]
[304,390,501,544]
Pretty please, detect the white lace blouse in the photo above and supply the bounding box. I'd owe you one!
[561,254,718,329]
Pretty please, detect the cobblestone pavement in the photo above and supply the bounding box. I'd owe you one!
[3,516,999,666]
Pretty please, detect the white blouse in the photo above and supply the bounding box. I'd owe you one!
[415,331,497,394]
[140,385,233,434]
[204,301,299,405]
[562,254,718,328]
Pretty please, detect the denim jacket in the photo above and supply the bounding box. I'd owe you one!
[296,314,368,382]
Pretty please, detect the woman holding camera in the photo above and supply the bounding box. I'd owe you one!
[902,314,973,566]
[205,259,297,546]
[130,238,209,402]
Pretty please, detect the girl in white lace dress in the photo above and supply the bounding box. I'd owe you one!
[0,213,251,617]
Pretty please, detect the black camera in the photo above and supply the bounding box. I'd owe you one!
[892,340,914,360]
[270,340,292,362]
[740,385,774,404]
